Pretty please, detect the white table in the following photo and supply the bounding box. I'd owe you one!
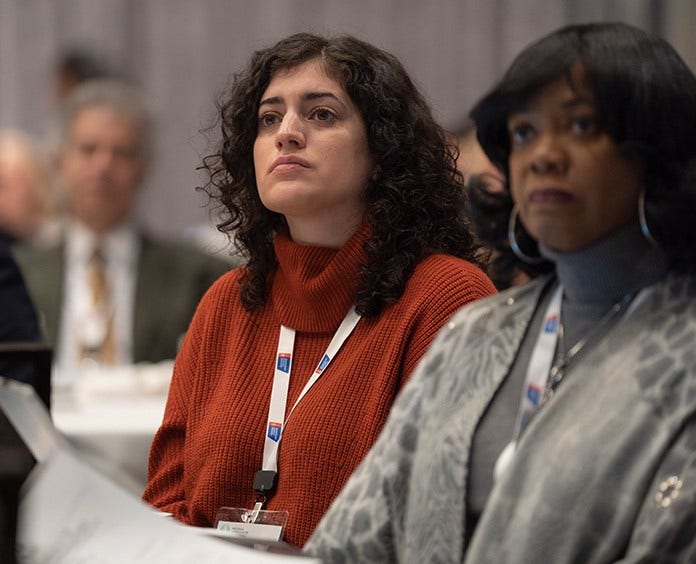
[51,362,173,496]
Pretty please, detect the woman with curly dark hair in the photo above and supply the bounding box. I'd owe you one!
[143,33,495,547]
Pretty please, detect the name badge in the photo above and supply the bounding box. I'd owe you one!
[215,507,288,543]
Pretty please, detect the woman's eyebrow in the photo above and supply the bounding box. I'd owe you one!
[303,91,340,102]
[258,95,282,107]
[510,94,596,117]
[259,91,344,108]
[561,96,595,109]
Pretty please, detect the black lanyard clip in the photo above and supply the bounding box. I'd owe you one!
[253,469,278,496]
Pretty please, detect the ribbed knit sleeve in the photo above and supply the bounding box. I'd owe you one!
[143,270,245,520]
[397,254,497,381]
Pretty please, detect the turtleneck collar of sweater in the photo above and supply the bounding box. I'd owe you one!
[270,221,370,333]
[539,221,669,305]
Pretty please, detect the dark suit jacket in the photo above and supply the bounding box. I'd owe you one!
[0,242,44,387]
[13,233,231,363]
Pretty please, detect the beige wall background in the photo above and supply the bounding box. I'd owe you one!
[1,0,693,242]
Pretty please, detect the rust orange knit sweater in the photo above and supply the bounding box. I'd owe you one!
[143,225,495,547]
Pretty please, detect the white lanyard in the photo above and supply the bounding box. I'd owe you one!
[261,306,362,474]
[512,283,563,438]
[494,282,644,481]
[494,284,562,481]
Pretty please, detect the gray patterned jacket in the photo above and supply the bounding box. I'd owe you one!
[305,274,696,563]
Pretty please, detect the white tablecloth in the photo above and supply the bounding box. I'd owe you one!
[51,362,173,496]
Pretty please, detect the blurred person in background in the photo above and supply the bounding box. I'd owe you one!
[0,242,43,389]
[0,129,61,247]
[13,80,229,387]
[453,119,506,194]
[452,121,545,289]
[54,48,113,104]
[143,32,495,547]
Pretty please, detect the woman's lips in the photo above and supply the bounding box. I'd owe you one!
[269,156,311,173]
[529,188,573,203]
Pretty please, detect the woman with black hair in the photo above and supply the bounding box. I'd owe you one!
[143,33,495,547]
[307,22,696,562]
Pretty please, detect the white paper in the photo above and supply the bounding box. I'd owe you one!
[0,379,319,564]
[17,450,320,563]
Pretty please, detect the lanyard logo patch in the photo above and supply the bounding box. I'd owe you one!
[276,353,291,373]
[543,314,559,333]
[526,383,543,405]
[315,354,331,374]
[267,422,282,442]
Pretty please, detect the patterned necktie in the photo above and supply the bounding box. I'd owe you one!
[82,245,116,364]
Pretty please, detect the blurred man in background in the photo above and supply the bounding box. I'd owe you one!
[13,80,230,386]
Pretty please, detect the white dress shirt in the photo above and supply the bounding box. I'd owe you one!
[54,221,139,386]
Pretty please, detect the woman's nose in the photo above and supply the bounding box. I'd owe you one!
[529,134,568,175]
[275,113,305,150]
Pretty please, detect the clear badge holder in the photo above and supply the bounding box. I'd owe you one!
[215,506,288,543]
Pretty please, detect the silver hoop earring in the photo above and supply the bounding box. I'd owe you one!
[638,190,659,248]
[508,205,544,264]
